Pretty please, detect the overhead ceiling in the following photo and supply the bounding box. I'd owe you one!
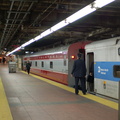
[0,0,120,54]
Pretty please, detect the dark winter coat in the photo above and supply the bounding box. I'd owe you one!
[26,62,31,70]
[71,59,86,77]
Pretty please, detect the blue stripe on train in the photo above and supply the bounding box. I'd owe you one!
[94,62,120,82]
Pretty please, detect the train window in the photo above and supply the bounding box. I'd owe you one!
[35,61,37,67]
[41,61,44,67]
[118,48,120,55]
[64,60,66,66]
[113,65,120,78]
[50,61,53,69]
[64,55,66,66]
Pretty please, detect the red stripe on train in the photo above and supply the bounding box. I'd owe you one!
[30,68,68,85]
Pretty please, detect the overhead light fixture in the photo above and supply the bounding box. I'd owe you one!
[25,51,29,54]
[94,0,115,8]
[6,0,115,56]
[66,0,115,24]
[66,5,96,24]
[34,29,54,41]
[21,39,35,47]
[41,29,54,38]
[51,20,69,32]
[34,35,43,41]
[31,51,34,54]
[6,46,21,56]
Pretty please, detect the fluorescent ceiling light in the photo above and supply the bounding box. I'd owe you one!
[25,51,29,53]
[41,29,53,37]
[6,0,115,56]
[34,29,53,41]
[66,5,96,24]
[51,20,69,32]
[94,0,115,8]
[6,46,21,56]
[66,0,115,24]
[21,39,35,47]
[34,35,43,41]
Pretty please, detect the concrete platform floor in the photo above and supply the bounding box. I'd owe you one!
[0,64,118,120]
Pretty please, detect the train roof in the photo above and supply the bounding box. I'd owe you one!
[24,45,70,57]
[85,36,120,49]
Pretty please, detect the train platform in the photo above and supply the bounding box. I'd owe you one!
[0,64,118,120]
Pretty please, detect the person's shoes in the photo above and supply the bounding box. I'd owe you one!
[75,91,79,95]
[83,92,86,95]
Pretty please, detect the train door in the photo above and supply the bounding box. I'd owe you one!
[67,41,91,87]
[86,52,94,93]
[68,53,77,87]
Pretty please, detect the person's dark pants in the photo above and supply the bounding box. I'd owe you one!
[75,77,86,95]
[27,68,30,74]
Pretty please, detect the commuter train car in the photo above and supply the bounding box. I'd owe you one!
[23,41,90,85]
[85,36,120,99]
[23,36,120,99]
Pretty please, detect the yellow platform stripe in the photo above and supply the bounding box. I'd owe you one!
[0,78,13,120]
[22,71,118,110]
[83,93,118,110]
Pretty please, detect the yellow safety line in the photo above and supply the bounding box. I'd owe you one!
[83,93,118,110]
[0,78,13,120]
[22,71,118,110]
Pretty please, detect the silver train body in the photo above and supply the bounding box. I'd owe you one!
[23,36,120,99]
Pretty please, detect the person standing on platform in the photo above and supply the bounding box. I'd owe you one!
[26,61,31,74]
[87,62,94,92]
[2,57,6,64]
[71,53,86,95]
